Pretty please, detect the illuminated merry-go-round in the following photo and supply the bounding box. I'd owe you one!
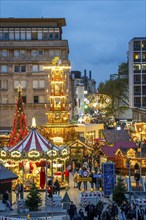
[0,127,69,190]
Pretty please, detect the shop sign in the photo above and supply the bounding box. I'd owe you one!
[79,177,92,182]
[28,150,40,158]
[11,151,21,158]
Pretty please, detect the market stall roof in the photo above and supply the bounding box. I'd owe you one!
[9,128,59,152]
[0,165,18,181]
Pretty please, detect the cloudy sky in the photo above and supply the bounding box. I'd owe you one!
[1,0,146,86]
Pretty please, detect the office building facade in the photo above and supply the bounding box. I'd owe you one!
[0,18,70,128]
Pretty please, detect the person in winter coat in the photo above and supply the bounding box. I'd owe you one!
[85,203,96,220]
[96,199,104,220]
[111,202,118,220]
[138,206,144,220]
[54,179,60,195]
[101,207,112,220]
[78,209,84,219]
[68,201,77,220]
[126,206,136,220]
[72,212,82,220]
[120,200,127,220]
[2,191,13,210]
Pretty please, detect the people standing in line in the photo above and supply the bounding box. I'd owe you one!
[2,190,13,210]
[19,183,24,199]
[15,182,20,201]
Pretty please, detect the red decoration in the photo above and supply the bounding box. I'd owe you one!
[40,167,45,189]
[8,86,28,147]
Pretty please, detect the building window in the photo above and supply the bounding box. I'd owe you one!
[1,95,8,104]
[22,96,27,103]
[142,64,146,73]
[34,96,39,103]
[38,31,42,40]
[134,75,141,84]
[134,97,141,107]
[14,80,26,89]
[1,65,8,72]
[142,86,146,95]
[21,31,25,40]
[142,75,146,84]
[42,32,48,40]
[142,52,146,61]
[133,64,141,73]
[2,50,8,57]
[15,31,20,40]
[3,32,9,40]
[14,50,20,57]
[32,65,38,72]
[39,95,45,103]
[32,32,37,40]
[134,86,141,95]
[142,97,146,107]
[49,49,61,57]
[0,80,8,89]
[31,50,37,56]
[134,41,141,51]
[134,52,140,61]
[9,31,14,40]
[33,80,45,89]
[26,31,31,40]
[142,41,146,50]
[14,65,26,72]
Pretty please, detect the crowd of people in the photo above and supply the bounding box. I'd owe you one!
[67,199,146,220]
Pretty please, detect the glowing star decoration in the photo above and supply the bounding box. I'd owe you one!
[85,94,112,111]
[52,56,62,66]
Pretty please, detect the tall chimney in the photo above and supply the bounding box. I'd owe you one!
[84,69,86,77]
[89,70,92,79]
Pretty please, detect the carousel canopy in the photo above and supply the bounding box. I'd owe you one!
[8,128,59,153]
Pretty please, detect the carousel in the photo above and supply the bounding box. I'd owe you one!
[0,124,69,190]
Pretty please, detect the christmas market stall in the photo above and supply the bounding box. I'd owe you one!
[0,165,18,203]
[0,127,69,190]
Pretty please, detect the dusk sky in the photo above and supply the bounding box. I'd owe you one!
[1,0,146,86]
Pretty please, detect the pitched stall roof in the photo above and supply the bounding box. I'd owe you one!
[0,165,18,181]
[101,141,137,157]
[9,128,59,152]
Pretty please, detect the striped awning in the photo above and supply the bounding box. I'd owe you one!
[9,128,59,152]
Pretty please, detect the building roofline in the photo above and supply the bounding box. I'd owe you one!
[129,37,146,43]
[0,17,66,27]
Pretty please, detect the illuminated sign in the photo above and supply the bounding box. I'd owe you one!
[11,151,21,158]
[1,150,7,158]
[28,150,40,158]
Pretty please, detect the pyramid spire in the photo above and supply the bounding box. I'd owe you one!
[8,85,28,147]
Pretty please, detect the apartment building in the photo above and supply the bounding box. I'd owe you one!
[0,18,70,128]
[71,70,96,117]
[129,37,146,109]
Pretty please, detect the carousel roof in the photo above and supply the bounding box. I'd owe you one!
[9,128,59,152]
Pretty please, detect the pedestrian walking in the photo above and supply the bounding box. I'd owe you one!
[138,205,144,220]
[73,172,78,188]
[2,190,13,210]
[85,202,96,220]
[68,201,77,220]
[111,202,118,220]
[101,207,112,220]
[78,208,84,219]
[72,211,82,220]
[126,206,136,220]
[54,179,60,195]
[15,182,20,201]
[19,183,24,199]
[120,200,127,220]
[96,199,104,220]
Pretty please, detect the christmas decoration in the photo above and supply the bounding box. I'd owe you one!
[8,85,28,147]
[25,183,42,211]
